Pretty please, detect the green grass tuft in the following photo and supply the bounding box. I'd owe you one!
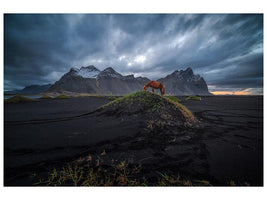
[166,96,181,103]
[5,95,38,103]
[54,94,71,99]
[108,96,117,101]
[186,96,201,101]
[34,157,214,186]
[35,161,145,186]
[164,96,195,122]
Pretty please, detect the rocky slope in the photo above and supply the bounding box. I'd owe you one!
[48,66,150,95]
[157,68,211,95]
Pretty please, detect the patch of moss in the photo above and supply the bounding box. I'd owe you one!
[5,95,39,103]
[40,95,52,99]
[163,96,194,120]
[108,96,117,101]
[73,94,91,98]
[166,96,181,103]
[101,91,156,110]
[165,98,195,122]
[186,96,201,101]
[54,94,71,99]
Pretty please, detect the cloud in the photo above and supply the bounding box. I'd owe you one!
[4,14,263,94]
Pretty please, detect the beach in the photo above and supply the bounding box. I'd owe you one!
[4,95,263,186]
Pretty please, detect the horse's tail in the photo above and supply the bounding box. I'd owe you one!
[161,84,166,96]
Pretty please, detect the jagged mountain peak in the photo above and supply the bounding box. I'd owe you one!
[81,65,98,70]
[98,67,122,78]
[68,65,100,78]
[70,67,78,72]
[157,67,211,95]
[185,67,193,72]
[170,67,201,81]
[184,67,194,76]
[173,67,193,74]
[103,67,115,71]
[70,65,99,71]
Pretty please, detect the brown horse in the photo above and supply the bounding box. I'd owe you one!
[143,81,166,96]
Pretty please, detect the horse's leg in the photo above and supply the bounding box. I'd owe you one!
[152,87,154,93]
[160,88,163,96]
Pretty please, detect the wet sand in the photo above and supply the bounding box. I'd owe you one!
[4,95,263,186]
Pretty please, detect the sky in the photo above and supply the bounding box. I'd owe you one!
[4,14,263,95]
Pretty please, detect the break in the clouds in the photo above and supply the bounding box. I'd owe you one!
[4,14,263,94]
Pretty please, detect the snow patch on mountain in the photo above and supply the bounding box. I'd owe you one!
[72,66,100,78]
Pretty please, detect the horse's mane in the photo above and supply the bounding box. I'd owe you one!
[145,81,153,87]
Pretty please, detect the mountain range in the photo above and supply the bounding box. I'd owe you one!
[48,66,150,95]
[5,84,52,95]
[6,66,212,96]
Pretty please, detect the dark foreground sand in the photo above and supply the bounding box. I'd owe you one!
[4,95,263,186]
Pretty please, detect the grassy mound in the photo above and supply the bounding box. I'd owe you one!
[98,91,196,128]
[5,95,38,103]
[54,94,71,99]
[40,95,52,99]
[186,96,201,101]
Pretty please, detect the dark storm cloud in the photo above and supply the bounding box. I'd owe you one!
[4,14,263,93]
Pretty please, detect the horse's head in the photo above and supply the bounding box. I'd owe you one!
[143,85,148,91]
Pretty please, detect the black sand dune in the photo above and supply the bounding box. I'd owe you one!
[4,92,263,186]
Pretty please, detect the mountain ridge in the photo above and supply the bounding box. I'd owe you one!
[6,66,212,96]
[48,66,150,95]
[5,84,52,95]
[48,66,211,95]
[157,67,211,95]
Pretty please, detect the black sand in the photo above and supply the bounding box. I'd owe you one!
[4,95,263,186]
